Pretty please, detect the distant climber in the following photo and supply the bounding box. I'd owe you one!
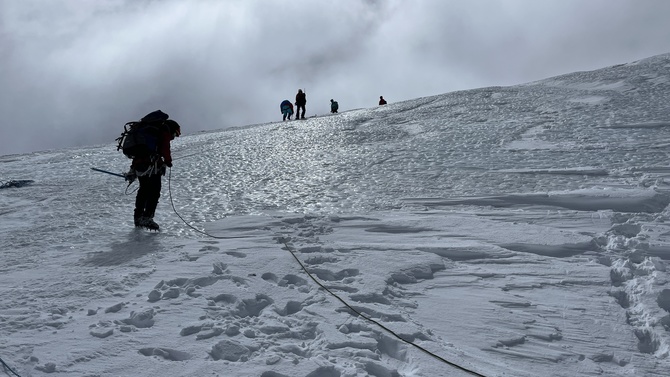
[295,89,306,119]
[379,96,387,105]
[280,100,294,121]
[330,99,339,113]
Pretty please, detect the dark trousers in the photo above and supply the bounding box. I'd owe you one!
[135,174,162,220]
[296,104,305,119]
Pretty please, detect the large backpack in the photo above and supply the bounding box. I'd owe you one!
[116,110,169,159]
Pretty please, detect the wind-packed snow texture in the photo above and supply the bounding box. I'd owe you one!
[2,54,670,377]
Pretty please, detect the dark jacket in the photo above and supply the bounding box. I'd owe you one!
[296,91,306,106]
[131,126,173,173]
[281,100,293,113]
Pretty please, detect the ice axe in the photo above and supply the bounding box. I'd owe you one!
[90,167,134,182]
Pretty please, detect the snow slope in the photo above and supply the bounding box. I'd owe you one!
[2,53,670,376]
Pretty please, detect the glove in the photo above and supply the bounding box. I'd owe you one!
[165,161,172,168]
[124,169,136,183]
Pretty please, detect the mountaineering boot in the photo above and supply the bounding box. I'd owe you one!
[138,217,160,231]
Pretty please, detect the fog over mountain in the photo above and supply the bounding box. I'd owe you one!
[2,0,670,156]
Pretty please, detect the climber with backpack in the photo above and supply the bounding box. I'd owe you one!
[116,110,181,231]
[295,89,306,119]
[330,99,339,113]
[280,99,294,121]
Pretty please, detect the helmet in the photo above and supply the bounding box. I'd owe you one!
[166,120,181,138]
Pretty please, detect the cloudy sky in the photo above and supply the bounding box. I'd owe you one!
[2,0,669,156]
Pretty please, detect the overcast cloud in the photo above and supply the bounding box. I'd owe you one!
[2,0,669,156]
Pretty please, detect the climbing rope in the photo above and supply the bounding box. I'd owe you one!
[166,169,489,377]
[0,356,21,377]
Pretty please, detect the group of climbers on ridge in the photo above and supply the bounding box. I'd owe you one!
[279,90,387,121]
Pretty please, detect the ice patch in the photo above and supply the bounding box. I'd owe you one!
[568,96,609,105]
[406,188,670,213]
